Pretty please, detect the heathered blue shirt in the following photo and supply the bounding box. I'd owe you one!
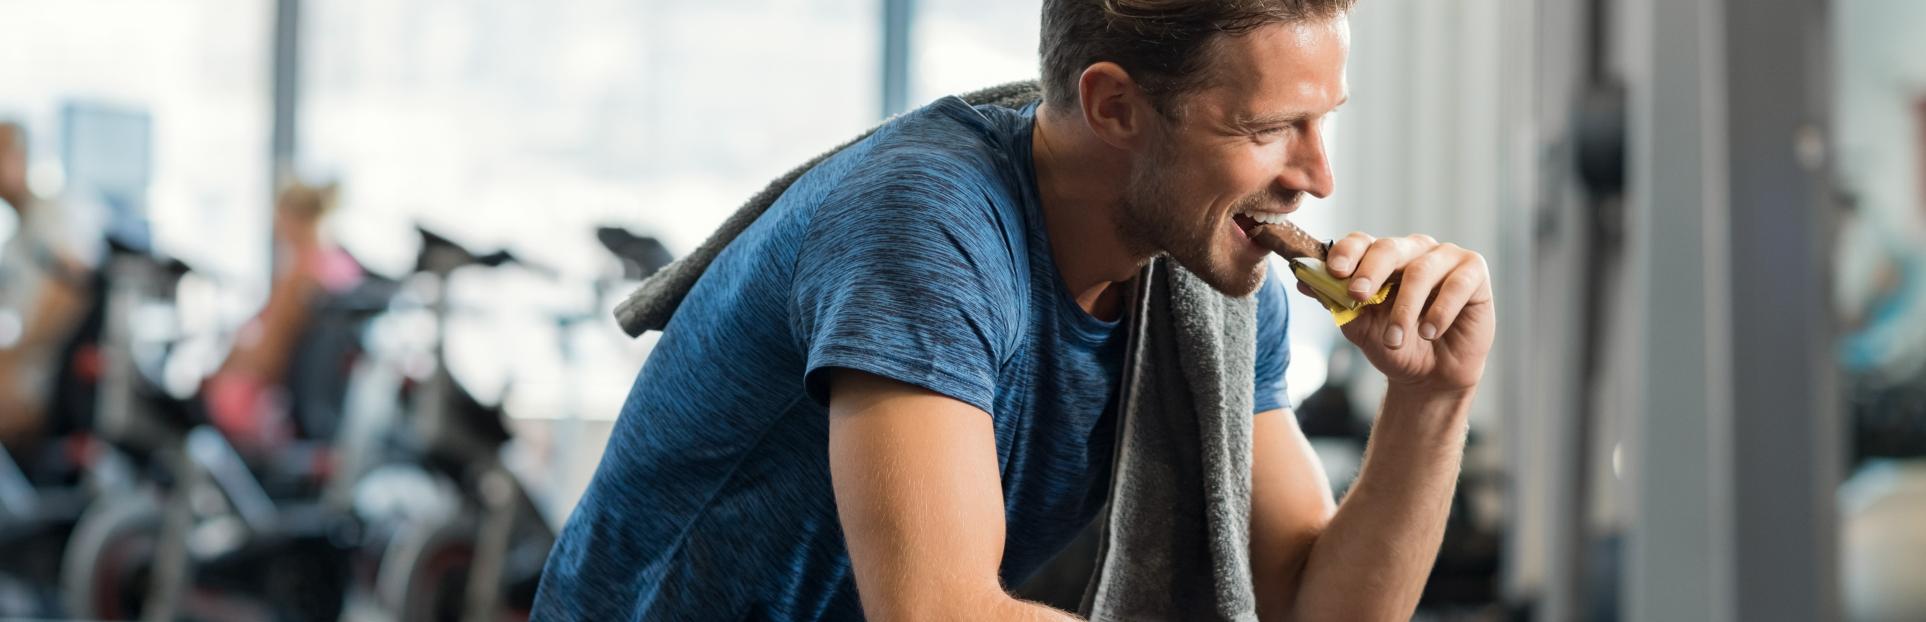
[533,96,1292,621]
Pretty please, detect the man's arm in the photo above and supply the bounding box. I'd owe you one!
[827,369,1080,621]
[1251,233,1494,621]
[1250,394,1469,621]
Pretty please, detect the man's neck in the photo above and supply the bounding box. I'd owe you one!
[1030,103,1148,322]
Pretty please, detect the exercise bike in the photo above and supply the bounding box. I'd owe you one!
[356,227,559,622]
[61,240,400,622]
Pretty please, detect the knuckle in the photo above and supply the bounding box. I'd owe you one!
[1402,259,1442,283]
[1332,234,1368,253]
[1409,233,1438,247]
[1394,296,1423,318]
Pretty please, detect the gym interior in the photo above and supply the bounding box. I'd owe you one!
[0,0,1921,620]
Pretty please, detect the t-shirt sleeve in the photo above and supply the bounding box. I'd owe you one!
[790,152,1023,415]
[1252,261,1293,414]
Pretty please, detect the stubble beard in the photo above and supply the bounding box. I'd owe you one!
[1114,140,1267,298]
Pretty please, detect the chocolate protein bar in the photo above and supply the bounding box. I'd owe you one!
[1246,221,1329,260]
[1246,219,1392,327]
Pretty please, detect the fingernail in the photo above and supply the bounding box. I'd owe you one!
[1350,277,1372,296]
[1330,258,1351,273]
[1420,323,1438,340]
[1385,325,1404,348]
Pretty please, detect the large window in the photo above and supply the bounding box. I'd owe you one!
[910,0,1041,106]
[300,0,878,275]
[298,0,881,419]
[0,0,273,292]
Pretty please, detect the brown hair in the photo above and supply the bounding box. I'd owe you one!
[276,180,340,222]
[1039,0,1356,116]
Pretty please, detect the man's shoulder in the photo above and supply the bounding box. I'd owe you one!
[794,97,1035,251]
[831,96,1031,195]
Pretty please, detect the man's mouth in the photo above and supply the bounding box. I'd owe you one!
[1232,211,1293,237]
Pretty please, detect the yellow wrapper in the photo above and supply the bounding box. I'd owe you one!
[1287,258,1393,327]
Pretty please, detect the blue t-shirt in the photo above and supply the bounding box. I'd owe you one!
[533,97,1292,621]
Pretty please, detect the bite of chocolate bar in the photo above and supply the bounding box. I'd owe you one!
[1243,219,1391,327]
[1246,221,1329,260]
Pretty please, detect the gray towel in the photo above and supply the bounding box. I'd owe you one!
[1083,260,1258,621]
[613,82,1259,621]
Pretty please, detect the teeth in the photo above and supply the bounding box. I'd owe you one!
[1242,212,1291,225]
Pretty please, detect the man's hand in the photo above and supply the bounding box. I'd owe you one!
[1311,232,1495,394]
[1256,231,1490,620]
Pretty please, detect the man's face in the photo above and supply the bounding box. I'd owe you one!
[1115,17,1348,297]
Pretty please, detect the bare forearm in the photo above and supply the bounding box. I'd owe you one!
[860,576,1084,621]
[828,370,1086,622]
[1290,387,1472,621]
[219,273,319,378]
[980,593,1083,622]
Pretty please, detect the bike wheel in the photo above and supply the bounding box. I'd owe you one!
[377,516,476,622]
[60,494,161,621]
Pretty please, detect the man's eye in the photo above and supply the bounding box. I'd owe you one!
[1253,127,1287,140]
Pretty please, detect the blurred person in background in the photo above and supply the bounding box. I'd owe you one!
[1838,204,1926,390]
[1837,115,1926,458]
[202,180,363,455]
[0,121,99,448]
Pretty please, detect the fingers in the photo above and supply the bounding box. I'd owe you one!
[1380,246,1458,349]
[1323,232,1374,278]
[1310,232,1489,347]
[1344,235,1438,302]
[1418,251,1490,340]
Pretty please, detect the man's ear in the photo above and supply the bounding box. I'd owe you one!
[1077,62,1153,150]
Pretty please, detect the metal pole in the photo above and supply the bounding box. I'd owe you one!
[1625,0,1731,618]
[270,0,301,281]
[271,0,301,192]
[881,0,915,118]
[1722,0,1842,617]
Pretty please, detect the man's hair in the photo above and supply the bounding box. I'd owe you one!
[1039,0,1355,116]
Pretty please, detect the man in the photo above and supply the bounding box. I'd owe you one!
[0,122,97,445]
[534,0,1493,619]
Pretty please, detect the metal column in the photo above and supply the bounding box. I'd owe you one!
[1624,0,1732,617]
[270,0,301,192]
[881,0,915,118]
[1722,0,1842,618]
[1625,0,1842,619]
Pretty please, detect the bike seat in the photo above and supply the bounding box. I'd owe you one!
[594,227,675,280]
[414,226,517,275]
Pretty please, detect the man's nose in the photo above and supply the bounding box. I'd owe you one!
[1278,126,1335,199]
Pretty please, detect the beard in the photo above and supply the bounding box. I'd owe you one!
[1113,139,1276,298]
